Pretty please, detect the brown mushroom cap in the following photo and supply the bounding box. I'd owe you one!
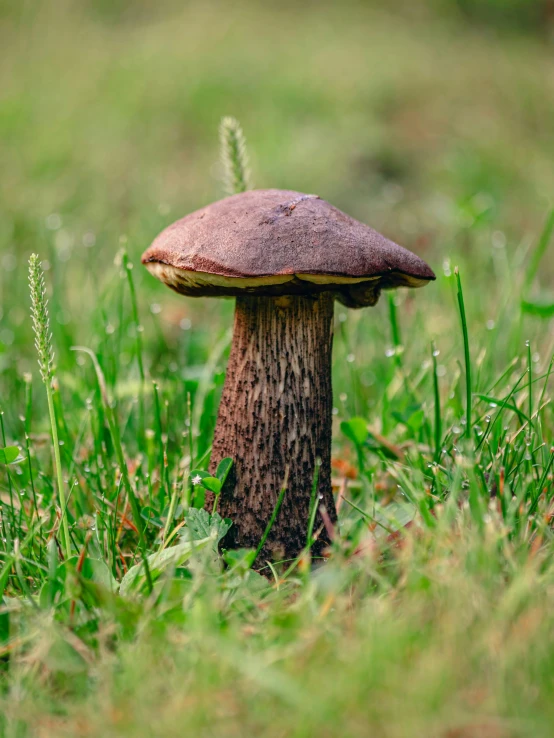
[142,189,435,307]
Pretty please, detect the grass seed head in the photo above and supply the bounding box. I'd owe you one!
[28,253,54,384]
[219,116,252,195]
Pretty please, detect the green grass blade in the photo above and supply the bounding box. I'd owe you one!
[455,267,472,441]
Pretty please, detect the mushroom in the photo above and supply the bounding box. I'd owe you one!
[142,189,435,563]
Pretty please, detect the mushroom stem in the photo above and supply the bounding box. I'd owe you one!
[209,292,337,564]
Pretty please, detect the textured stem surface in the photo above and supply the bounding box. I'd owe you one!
[209,292,337,564]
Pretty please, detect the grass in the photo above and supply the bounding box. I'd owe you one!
[1,1,554,736]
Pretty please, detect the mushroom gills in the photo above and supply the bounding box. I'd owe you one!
[145,261,427,307]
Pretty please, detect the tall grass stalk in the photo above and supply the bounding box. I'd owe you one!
[455,267,472,441]
[121,251,146,450]
[387,293,402,369]
[28,254,71,560]
[306,458,321,548]
[431,341,442,461]
[253,469,288,566]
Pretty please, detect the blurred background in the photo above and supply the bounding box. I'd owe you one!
[1,0,553,438]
